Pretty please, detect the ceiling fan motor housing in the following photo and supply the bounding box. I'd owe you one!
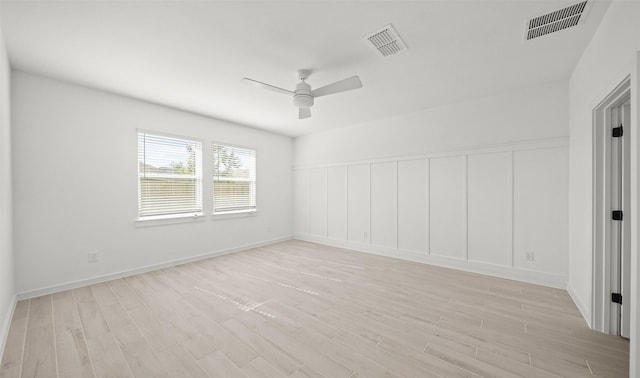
[293,81,314,108]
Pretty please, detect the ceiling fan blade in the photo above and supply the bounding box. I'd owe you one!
[299,108,311,119]
[241,78,293,95]
[311,76,363,98]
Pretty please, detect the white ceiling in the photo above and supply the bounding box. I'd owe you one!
[0,1,610,137]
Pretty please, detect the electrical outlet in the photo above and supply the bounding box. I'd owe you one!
[88,252,99,263]
[525,251,535,261]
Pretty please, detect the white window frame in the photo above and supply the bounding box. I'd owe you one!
[137,130,204,222]
[212,142,257,216]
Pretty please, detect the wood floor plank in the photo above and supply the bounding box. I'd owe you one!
[289,365,324,378]
[198,350,248,378]
[189,314,258,368]
[241,356,288,378]
[73,286,133,378]
[0,240,629,377]
[106,279,145,311]
[316,336,400,378]
[254,320,353,378]
[52,291,94,378]
[331,330,443,378]
[92,282,171,378]
[221,318,303,376]
[21,296,56,378]
[155,345,209,378]
[475,349,560,378]
[0,301,28,378]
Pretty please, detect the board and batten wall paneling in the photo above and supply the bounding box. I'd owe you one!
[429,156,467,259]
[347,164,370,243]
[370,162,398,248]
[397,159,427,252]
[308,168,328,237]
[513,147,569,275]
[293,169,309,235]
[467,152,512,266]
[327,166,348,240]
[293,140,569,288]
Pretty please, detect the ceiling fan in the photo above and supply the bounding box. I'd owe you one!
[242,69,363,119]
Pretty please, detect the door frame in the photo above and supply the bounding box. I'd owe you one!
[629,50,640,378]
[592,76,630,334]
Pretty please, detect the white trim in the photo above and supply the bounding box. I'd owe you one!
[591,76,631,334]
[507,151,515,268]
[629,51,640,378]
[425,158,431,255]
[135,212,206,227]
[16,236,293,300]
[211,209,258,220]
[0,294,17,363]
[367,163,371,244]
[567,282,591,328]
[395,160,399,250]
[295,234,567,289]
[326,167,330,239]
[463,155,468,261]
[293,137,569,170]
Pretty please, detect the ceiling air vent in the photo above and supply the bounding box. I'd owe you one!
[364,24,407,57]
[525,1,591,41]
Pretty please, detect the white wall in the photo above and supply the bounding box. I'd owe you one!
[294,80,569,166]
[294,82,570,288]
[0,13,16,357]
[567,2,640,375]
[11,71,293,295]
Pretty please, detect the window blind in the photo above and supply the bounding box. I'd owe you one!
[138,132,203,218]
[213,144,256,213]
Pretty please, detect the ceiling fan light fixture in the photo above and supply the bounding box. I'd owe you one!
[293,94,314,109]
[242,70,363,120]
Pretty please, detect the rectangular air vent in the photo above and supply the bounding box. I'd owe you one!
[525,1,591,41]
[364,24,407,57]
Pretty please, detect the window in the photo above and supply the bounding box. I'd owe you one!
[138,132,203,219]
[213,144,256,213]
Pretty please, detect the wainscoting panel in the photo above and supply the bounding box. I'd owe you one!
[397,159,427,252]
[293,139,569,287]
[467,152,512,266]
[327,166,348,240]
[429,156,466,259]
[371,162,398,249]
[347,164,370,243]
[293,169,309,235]
[308,168,328,237]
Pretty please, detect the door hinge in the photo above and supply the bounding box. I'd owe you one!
[612,126,623,138]
[612,293,622,304]
[612,210,623,221]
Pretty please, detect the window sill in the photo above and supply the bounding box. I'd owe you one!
[211,209,258,221]
[135,213,205,227]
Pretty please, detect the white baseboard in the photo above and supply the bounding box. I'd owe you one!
[567,282,591,328]
[17,236,293,300]
[295,234,568,289]
[0,294,17,363]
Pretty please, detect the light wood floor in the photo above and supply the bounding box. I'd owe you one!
[0,240,630,378]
